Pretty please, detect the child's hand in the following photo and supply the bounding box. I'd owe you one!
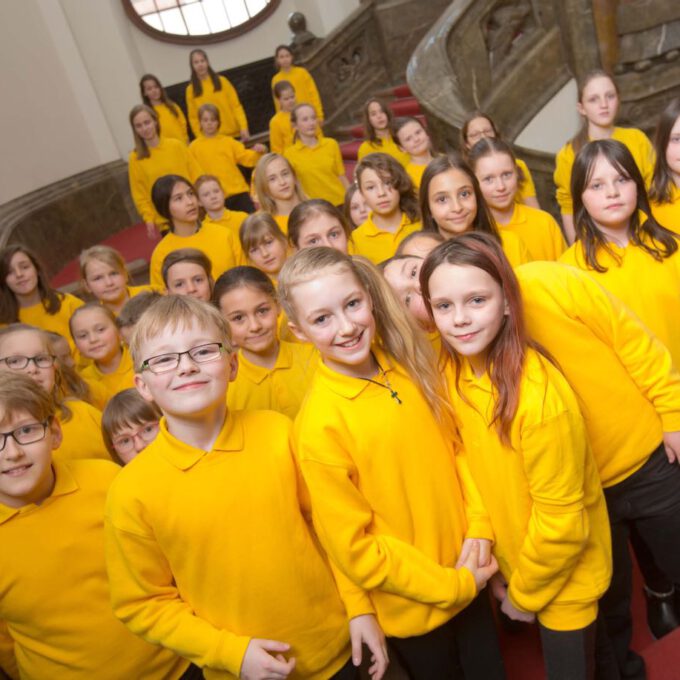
[349,614,389,680]
[240,130,251,142]
[500,595,536,624]
[663,431,680,464]
[489,573,508,602]
[145,221,158,239]
[456,537,492,567]
[458,540,498,591]
[240,638,296,680]
[252,143,268,154]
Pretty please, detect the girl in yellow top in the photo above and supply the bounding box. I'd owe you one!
[285,104,348,206]
[554,70,655,243]
[353,153,421,264]
[271,45,323,120]
[650,97,680,234]
[460,110,539,209]
[253,153,307,234]
[128,105,203,236]
[420,153,529,268]
[194,175,249,234]
[185,49,249,140]
[392,116,435,190]
[0,324,110,463]
[148,175,244,289]
[79,245,153,317]
[215,266,316,420]
[357,98,410,167]
[189,104,266,213]
[280,247,504,679]
[71,304,135,408]
[269,80,296,155]
[469,138,566,261]
[421,232,613,676]
[560,139,680,368]
[0,245,83,354]
[288,199,353,254]
[139,73,189,145]
[239,213,289,283]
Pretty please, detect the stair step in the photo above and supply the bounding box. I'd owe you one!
[390,97,422,116]
[340,140,362,160]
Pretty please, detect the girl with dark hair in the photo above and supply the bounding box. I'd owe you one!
[421,231,613,679]
[139,73,189,145]
[147,175,243,288]
[468,138,565,261]
[650,97,680,233]
[185,49,249,140]
[561,139,680,366]
[554,70,654,243]
[419,153,528,267]
[352,152,420,263]
[271,45,323,121]
[0,245,83,352]
[357,97,409,167]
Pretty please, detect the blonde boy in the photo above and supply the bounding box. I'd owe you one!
[0,373,184,679]
[104,296,362,680]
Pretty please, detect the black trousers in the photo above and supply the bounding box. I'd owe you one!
[387,591,505,680]
[225,191,255,214]
[601,443,680,679]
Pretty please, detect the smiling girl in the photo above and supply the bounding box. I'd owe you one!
[420,154,529,267]
[288,199,352,254]
[554,70,655,243]
[421,232,612,678]
[239,213,289,281]
[392,116,434,190]
[148,174,244,289]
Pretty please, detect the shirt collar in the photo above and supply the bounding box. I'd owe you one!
[236,342,294,385]
[362,211,411,238]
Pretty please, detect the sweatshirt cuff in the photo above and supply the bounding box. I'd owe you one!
[659,412,680,433]
[217,633,252,676]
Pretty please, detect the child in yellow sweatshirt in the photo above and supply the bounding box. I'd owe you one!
[104,295,361,680]
[269,80,296,155]
[0,372,185,679]
[421,232,613,677]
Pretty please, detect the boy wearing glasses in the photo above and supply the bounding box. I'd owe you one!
[104,295,361,680]
[0,372,187,679]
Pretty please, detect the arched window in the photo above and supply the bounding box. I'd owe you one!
[123,0,280,44]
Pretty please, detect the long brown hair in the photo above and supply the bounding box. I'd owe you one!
[572,139,678,271]
[570,69,619,155]
[278,247,456,434]
[189,49,222,97]
[419,153,501,241]
[0,245,63,324]
[650,97,680,204]
[362,97,395,145]
[129,104,160,160]
[139,74,182,119]
[355,153,419,222]
[420,232,543,445]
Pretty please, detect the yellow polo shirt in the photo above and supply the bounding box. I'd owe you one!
[284,138,346,206]
[353,212,421,264]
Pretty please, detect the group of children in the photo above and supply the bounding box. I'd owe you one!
[2,52,680,680]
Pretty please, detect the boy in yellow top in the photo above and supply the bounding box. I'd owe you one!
[104,296,362,680]
[269,81,296,155]
[0,372,186,679]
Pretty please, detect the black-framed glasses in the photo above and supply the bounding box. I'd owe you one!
[0,354,55,371]
[0,421,49,452]
[140,342,227,374]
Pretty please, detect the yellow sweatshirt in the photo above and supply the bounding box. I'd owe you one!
[516,261,680,486]
[57,399,110,462]
[202,210,249,237]
[128,138,203,224]
[149,222,245,289]
[0,459,185,679]
[554,127,655,214]
[447,352,611,630]
[18,293,83,353]
[284,137,346,206]
[105,412,351,679]
[560,235,680,369]
[154,103,189,145]
[79,345,135,408]
[186,75,248,139]
[516,158,537,204]
[269,110,294,155]
[293,350,494,638]
[357,137,410,167]
[353,212,421,264]
[272,66,323,120]
[650,183,680,235]
[500,203,566,262]
[189,136,262,197]
[227,341,317,419]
